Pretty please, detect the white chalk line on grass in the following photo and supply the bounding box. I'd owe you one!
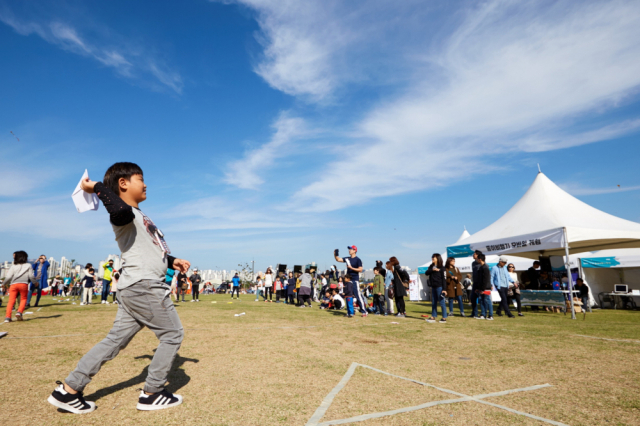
[306,363,567,426]
[571,334,640,344]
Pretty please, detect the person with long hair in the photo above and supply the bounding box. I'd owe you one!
[4,251,38,322]
[425,253,447,323]
[264,267,274,302]
[444,257,465,317]
[388,257,409,317]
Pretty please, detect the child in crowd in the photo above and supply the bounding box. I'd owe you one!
[63,275,72,298]
[320,292,331,309]
[3,250,38,323]
[343,275,354,318]
[48,162,191,414]
[330,289,344,310]
[372,267,386,316]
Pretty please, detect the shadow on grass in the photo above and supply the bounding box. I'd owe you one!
[27,314,63,321]
[84,353,199,401]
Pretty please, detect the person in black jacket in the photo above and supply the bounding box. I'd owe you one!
[527,261,541,290]
[177,272,188,303]
[425,253,447,323]
[475,254,494,320]
[471,250,483,317]
[189,269,202,302]
[388,257,408,317]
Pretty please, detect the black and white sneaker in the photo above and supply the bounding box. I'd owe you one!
[47,381,96,414]
[136,389,183,411]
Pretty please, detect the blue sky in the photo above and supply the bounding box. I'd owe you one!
[1,0,640,272]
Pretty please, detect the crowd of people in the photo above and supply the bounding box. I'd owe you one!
[2,247,593,324]
[247,247,411,318]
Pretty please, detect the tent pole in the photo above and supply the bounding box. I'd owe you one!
[563,227,576,320]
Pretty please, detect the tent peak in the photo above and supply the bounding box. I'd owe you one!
[537,163,542,173]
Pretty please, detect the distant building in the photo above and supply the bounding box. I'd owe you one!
[48,257,60,278]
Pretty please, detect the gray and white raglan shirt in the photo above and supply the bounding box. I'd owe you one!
[94,182,176,290]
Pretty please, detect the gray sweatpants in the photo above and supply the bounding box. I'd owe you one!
[65,280,184,394]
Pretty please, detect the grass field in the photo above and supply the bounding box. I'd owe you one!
[1,294,639,426]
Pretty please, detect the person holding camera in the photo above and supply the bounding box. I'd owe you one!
[334,246,366,316]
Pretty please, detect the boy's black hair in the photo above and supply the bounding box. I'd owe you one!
[13,250,28,264]
[89,268,95,272]
[373,266,380,273]
[478,253,486,261]
[104,162,143,195]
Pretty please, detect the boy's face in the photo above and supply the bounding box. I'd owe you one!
[120,174,146,202]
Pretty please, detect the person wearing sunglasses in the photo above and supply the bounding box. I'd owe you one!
[503,263,523,316]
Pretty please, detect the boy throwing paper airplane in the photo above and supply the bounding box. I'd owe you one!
[48,162,190,413]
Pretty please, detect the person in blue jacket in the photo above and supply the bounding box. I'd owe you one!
[231,273,241,299]
[28,254,50,307]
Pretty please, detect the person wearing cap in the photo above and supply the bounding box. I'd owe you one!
[189,268,202,302]
[334,246,366,317]
[491,256,515,318]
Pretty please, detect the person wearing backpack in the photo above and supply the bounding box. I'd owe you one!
[444,257,465,317]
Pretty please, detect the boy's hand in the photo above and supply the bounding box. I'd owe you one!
[81,177,98,193]
[172,258,191,273]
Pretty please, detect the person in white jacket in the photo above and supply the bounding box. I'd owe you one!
[4,250,38,323]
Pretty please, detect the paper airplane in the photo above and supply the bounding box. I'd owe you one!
[72,169,100,213]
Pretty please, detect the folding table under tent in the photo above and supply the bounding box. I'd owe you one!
[446,172,640,319]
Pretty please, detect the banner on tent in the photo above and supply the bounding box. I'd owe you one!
[447,228,565,258]
[580,256,629,268]
[409,274,420,301]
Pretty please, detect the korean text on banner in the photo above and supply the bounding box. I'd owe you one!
[447,228,565,258]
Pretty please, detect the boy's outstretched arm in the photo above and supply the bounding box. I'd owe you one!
[169,257,190,273]
[81,178,134,226]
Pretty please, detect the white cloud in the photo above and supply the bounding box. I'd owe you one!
[219,0,430,101]
[280,0,640,211]
[0,196,109,241]
[0,10,182,93]
[162,195,321,232]
[224,112,309,189]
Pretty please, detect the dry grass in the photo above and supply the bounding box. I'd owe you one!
[1,295,639,426]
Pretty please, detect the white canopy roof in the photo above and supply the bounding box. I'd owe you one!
[448,172,640,259]
[454,228,471,244]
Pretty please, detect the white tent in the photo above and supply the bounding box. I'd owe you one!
[455,228,471,244]
[447,172,640,259]
[446,172,640,318]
